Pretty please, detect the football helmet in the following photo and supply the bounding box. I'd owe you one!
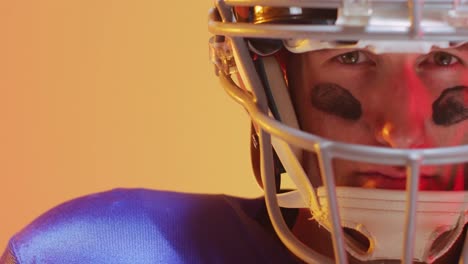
[208,1,468,263]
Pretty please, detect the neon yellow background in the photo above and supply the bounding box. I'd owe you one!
[0,1,262,251]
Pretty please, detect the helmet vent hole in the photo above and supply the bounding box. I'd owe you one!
[343,227,371,255]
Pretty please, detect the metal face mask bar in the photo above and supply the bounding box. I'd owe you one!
[209,0,468,263]
[210,0,468,42]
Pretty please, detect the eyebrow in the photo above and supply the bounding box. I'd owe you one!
[434,42,468,53]
[311,48,362,60]
[455,42,468,52]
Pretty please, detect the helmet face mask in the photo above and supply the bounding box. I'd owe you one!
[208,1,468,263]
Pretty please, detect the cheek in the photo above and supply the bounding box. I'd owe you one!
[311,83,362,120]
[432,86,468,126]
[299,106,374,145]
[429,122,468,147]
[429,86,468,147]
[291,82,373,144]
[302,152,363,188]
[419,70,465,88]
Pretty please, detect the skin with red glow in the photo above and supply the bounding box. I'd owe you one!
[284,47,468,263]
[287,47,468,191]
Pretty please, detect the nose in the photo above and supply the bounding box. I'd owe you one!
[376,122,424,148]
[373,60,430,149]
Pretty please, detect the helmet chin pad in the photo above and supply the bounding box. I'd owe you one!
[278,187,468,263]
[316,187,468,263]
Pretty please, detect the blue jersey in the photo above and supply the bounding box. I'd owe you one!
[0,189,300,264]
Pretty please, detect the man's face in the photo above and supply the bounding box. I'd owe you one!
[287,46,468,190]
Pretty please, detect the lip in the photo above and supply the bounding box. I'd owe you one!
[358,170,435,180]
[353,168,441,190]
[358,165,438,179]
[359,170,406,179]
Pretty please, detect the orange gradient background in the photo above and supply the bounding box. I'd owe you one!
[0,1,263,251]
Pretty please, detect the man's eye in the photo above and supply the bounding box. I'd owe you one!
[335,51,371,65]
[429,51,459,66]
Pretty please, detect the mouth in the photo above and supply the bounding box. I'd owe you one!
[354,170,442,190]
